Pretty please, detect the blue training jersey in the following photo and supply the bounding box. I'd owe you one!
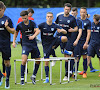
[38,22,62,45]
[71,19,82,43]
[55,14,77,39]
[0,15,13,47]
[78,17,91,41]
[16,20,37,46]
[90,22,100,45]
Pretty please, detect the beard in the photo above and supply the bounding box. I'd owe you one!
[65,12,69,16]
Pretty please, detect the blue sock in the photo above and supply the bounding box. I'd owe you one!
[45,66,49,77]
[21,64,25,79]
[89,60,94,70]
[71,60,74,73]
[33,63,40,76]
[83,58,87,73]
[65,62,68,76]
[5,66,11,81]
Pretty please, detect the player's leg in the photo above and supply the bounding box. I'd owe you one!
[51,49,57,66]
[61,36,72,55]
[30,47,40,84]
[2,48,11,89]
[0,70,3,86]
[2,57,6,77]
[82,55,87,78]
[43,61,49,83]
[21,54,28,85]
[20,46,29,85]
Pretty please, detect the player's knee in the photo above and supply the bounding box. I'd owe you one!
[45,61,49,66]
[22,60,26,65]
[61,36,67,42]
[4,60,10,67]
[36,61,40,64]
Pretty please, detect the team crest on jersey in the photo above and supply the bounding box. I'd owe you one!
[84,23,87,26]
[67,20,70,23]
[1,21,4,25]
[51,28,54,31]
[97,27,100,29]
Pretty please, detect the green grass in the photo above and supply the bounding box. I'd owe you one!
[0,44,100,90]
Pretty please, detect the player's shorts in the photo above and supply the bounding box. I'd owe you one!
[74,40,87,57]
[87,43,100,58]
[65,39,74,51]
[0,46,11,60]
[22,45,40,58]
[43,37,61,58]
[20,38,22,46]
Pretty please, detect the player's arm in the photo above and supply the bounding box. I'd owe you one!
[68,17,78,32]
[73,28,82,46]
[28,28,40,40]
[68,26,78,32]
[57,28,67,34]
[12,30,18,48]
[83,29,91,49]
[5,20,15,34]
[12,25,20,48]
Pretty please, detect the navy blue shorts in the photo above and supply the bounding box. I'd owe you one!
[22,45,40,58]
[74,41,87,57]
[65,40,74,51]
[43,37,61,58]
[0,47,11,60]
[87,44,100,58]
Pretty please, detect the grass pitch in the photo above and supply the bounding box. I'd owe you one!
[0,44,100,90]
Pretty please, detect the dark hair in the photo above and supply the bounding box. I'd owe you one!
[80,7,87,11]
[72,7,78,12]
[27,8,34,14]
[93,14,100,21]
[0,1,5,9]
[20,10,28,16]
[64,3,72,8]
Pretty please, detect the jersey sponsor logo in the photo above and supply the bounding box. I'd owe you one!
[43,32,53,36]
[67,20,70,23]
[43,28,47,29]
[58,24,69,28]
[51,28,54,31]
[91,30,99,33]
[1,21,4,25]
[0,28,4,30]
[25,29,32,33]
[59,20,62,21]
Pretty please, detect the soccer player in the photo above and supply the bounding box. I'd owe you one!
[0,1,15,89]
[12,10,40,85]
[38,12,68,83]
[70,7,82,74]
[17,8,34,46]
[55,3,78,81]
[17,8,34,74]
[76,7,91,78]
[1,4,6,77]
[87,14,100,76]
